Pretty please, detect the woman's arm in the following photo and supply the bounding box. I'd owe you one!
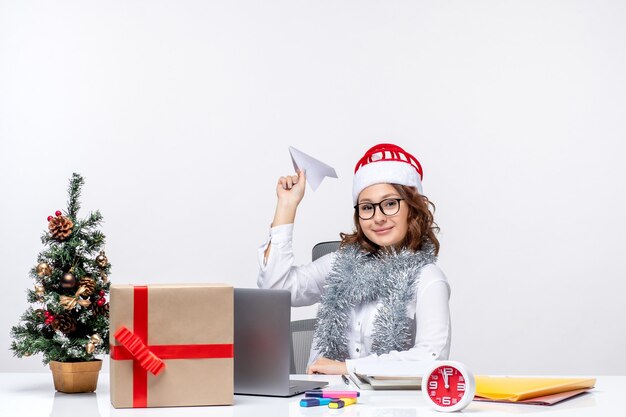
[257,169,336,306]
[257,225,333,306]
[264,170,306,262]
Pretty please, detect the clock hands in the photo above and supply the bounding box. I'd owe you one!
[441,368,450,389]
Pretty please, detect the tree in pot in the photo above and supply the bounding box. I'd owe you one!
[10,173,111,393]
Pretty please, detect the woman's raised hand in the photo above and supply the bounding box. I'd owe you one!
[276,169,306,207]
[268,169,306,228]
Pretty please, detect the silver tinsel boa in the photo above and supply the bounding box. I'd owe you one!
[314,242,437,361]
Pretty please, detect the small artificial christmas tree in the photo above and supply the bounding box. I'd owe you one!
[10,173,111,365]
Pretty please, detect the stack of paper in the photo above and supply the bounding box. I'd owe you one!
[474,376,596,406]
[351,373,421,390]
[347,361,432,390]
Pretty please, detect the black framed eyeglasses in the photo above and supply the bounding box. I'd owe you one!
[354,198,404,220]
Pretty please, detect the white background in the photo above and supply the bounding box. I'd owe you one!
[1,0,625,375]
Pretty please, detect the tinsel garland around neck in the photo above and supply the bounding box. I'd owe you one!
[314,242,437,361]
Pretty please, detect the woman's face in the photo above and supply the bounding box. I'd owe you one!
[357,183,409,248]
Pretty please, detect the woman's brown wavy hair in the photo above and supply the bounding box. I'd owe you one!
[339,184,440,255]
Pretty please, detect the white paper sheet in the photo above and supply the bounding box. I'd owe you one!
[288,146,338,191]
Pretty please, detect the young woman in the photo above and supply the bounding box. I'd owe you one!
[257,143,451,375]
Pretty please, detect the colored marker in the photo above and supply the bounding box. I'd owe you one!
[305,390,360,398]
[300,398,333,407]
[329,397,358,409]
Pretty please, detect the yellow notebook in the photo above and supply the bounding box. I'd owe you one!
[475,376,596,402]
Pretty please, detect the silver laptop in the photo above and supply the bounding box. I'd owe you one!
[234,288,327,396]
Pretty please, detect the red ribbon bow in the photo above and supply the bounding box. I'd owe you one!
[114,326,165,376]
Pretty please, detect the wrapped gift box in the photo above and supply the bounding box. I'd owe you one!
[109,284,233,408]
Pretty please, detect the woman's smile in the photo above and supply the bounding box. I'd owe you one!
[373,226,394,235]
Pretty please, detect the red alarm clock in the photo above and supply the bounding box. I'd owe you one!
[422,360,476,412]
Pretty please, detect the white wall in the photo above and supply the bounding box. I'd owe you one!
[1,0,625,375]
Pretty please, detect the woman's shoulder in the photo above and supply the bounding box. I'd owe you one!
[416,262,448,284]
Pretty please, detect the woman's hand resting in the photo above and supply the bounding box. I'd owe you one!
[307,357,348,375]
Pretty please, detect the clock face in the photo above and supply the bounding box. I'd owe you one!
[424,365,470,410]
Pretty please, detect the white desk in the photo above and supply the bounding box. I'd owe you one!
[0,373,619,417]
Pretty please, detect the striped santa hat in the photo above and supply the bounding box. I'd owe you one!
[352,143,423,205]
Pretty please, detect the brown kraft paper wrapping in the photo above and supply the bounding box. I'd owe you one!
[109,284,233,408]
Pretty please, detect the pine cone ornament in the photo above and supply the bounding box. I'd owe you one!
[91,302,109,318]
[48,216,74,241]
[78,277,95,296]
[51,313,77,334]
[34,309,46,321]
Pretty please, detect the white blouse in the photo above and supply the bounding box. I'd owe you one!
[257,224,451,373]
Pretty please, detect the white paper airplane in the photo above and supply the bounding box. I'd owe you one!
[288,146,338,191]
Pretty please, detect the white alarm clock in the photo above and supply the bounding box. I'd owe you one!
[422,360,476,412]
